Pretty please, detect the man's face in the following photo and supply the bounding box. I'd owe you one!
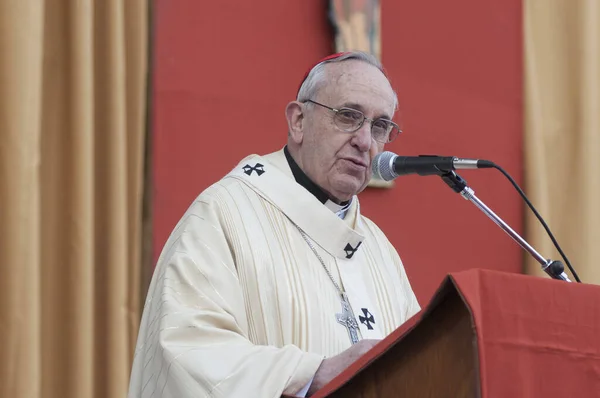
[295,61,397,202]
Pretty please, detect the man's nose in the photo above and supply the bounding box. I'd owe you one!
[351,121,373,152]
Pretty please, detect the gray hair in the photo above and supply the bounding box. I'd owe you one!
[296,51,398,111]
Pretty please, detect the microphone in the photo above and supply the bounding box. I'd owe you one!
[372,151,493,181]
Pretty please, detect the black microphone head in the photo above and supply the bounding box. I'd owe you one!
[372,151,397,181]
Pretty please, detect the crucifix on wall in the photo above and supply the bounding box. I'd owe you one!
[330,0,381,60]
[329,0,393,188]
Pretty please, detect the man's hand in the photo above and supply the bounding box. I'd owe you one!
[307,339,380,396]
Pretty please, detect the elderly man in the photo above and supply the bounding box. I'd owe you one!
[128,51,420,398]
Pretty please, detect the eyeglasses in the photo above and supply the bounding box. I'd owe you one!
[304,99,401,143]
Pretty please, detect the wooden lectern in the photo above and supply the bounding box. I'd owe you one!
[313,269,600,398]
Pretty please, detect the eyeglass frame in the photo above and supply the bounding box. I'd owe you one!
[303,99,402,143]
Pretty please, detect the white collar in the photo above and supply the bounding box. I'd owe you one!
[325,198,352,219]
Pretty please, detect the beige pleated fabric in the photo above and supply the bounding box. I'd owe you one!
[129,149,420,398]
[0,1,148,397]
[524,0,600,284]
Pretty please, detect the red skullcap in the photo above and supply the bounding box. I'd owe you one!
[297,52,387,95]
[297,52,350,94]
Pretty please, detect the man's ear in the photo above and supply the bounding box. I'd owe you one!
[285,101,304,144]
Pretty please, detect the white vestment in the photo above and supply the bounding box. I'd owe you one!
[128,148,420,398]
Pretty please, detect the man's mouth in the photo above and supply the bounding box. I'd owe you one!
[343,157,368,168]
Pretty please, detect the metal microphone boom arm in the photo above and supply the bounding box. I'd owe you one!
[440,171,571,282]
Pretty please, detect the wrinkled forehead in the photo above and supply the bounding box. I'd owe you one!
[317,61,396,115]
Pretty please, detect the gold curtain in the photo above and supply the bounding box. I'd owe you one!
[0,1,148,397]
[524,0,600,284]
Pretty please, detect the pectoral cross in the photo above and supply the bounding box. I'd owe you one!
[336,293,360,345]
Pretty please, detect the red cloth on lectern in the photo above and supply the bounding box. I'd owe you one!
[313,269,600,398]
[453,270,600,398]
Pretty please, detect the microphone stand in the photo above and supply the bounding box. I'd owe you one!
[440,171,571,282]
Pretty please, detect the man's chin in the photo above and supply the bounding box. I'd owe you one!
[330,177,365,201]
